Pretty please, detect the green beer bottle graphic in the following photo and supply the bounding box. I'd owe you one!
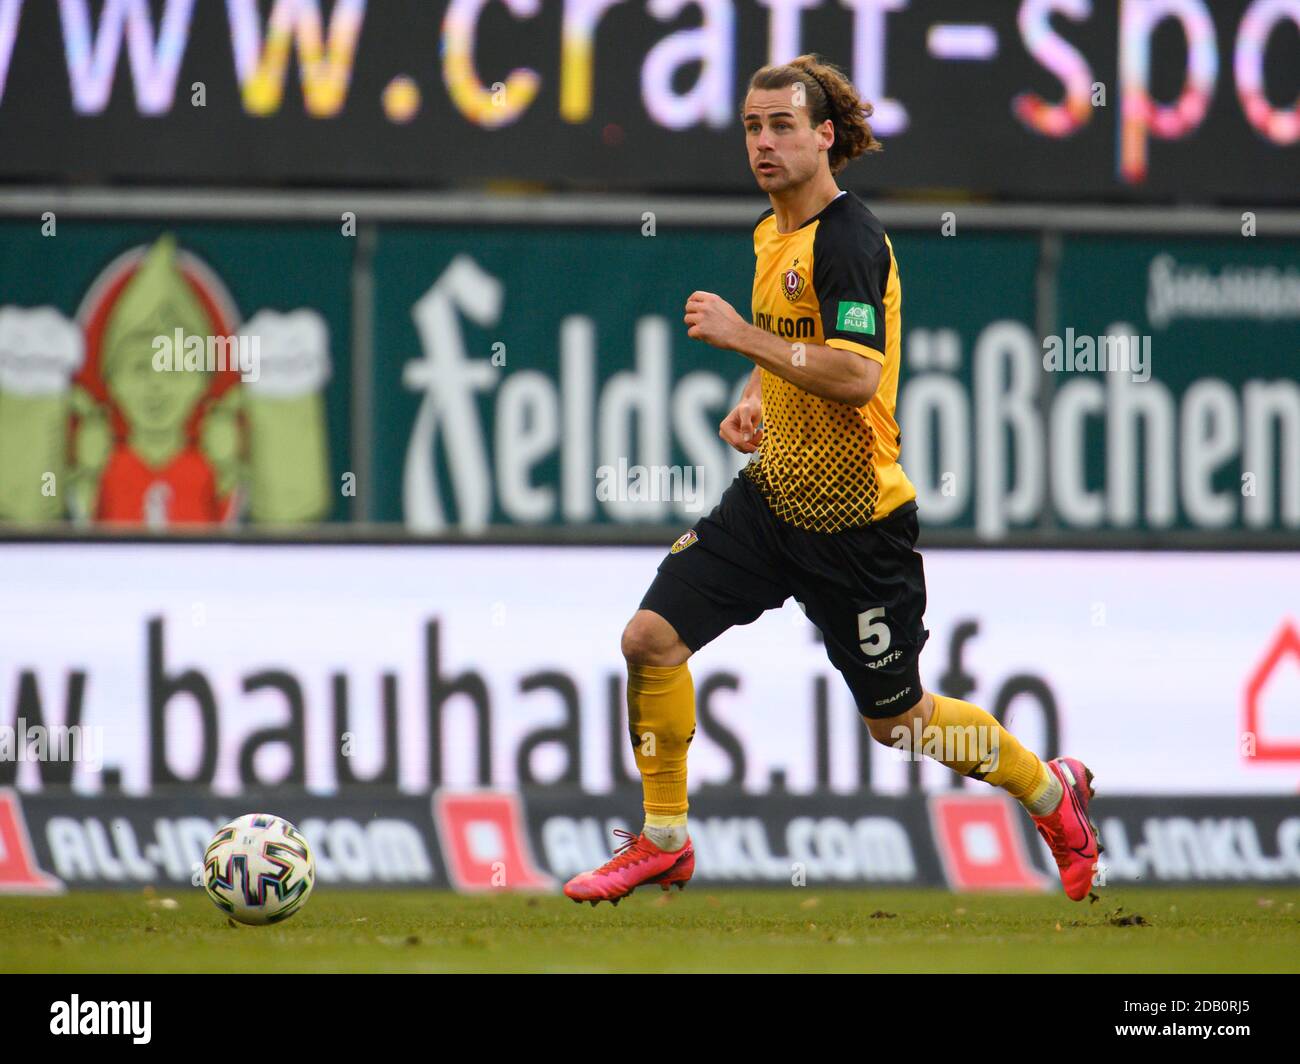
[0,307,84,523]
[240,309,332,523]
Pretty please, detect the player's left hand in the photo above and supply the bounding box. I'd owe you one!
[685,291,745,350]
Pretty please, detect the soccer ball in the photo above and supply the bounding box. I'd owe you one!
[203,813,316,926]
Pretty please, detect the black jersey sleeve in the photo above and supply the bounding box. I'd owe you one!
[812,199,891,361]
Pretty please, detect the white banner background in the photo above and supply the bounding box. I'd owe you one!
[0,544,1297,795]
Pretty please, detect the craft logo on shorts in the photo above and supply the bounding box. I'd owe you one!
[782,266,806,303]
[670,529,698,554]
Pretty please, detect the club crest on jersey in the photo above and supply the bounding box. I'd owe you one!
[670,529,698,554]
[782,267,806,303]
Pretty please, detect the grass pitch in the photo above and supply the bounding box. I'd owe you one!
[2,887,1297,973]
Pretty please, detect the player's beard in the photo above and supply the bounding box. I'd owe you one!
[754,154,817,194]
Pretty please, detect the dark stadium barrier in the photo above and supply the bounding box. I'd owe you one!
[5,789,1300,893]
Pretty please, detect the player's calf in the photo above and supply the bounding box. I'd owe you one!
[862,690,1101,900]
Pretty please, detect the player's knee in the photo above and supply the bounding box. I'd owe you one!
[863,690,932,746]
[621,610,689,667]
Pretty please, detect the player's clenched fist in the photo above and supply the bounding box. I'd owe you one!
[719,394,764,454]
[684,291,745,349]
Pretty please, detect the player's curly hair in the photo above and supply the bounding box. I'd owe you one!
[747,55,881,175]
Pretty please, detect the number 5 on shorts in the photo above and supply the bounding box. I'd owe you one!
[857,607,891,657]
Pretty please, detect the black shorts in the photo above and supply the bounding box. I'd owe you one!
[640,474,929,719]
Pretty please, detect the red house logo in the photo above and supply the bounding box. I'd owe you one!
[1243,619,1300,763]
[929,794,1048,892]
[432,791,554,892]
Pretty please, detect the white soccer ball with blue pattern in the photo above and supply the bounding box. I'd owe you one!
[203,814,315,925]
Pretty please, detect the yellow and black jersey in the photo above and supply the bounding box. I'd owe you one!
[742,190,916,533]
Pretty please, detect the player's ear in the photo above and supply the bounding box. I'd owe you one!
[816,118,835,152]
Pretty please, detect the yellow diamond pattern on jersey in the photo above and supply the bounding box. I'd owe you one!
[742,370,881,532]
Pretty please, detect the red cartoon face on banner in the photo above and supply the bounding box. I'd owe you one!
[70,237,244,524]
[75,242,242,445]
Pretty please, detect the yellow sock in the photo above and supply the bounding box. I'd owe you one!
[627,662,694,820]
[924,694,1059,813]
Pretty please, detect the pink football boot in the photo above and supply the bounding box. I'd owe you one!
[1032,757,1103,901]
[563,829,695,906]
